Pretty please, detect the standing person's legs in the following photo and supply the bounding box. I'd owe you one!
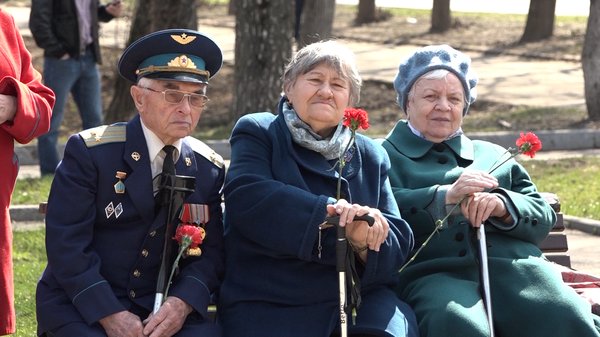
[72,48,103,129]
[38,57,79,175]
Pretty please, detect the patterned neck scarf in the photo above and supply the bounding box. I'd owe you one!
[282,101,351,160]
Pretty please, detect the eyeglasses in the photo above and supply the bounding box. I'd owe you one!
[140,86,209,108]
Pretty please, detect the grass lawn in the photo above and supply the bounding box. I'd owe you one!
[522,156,600,219]
[13,229,45,336]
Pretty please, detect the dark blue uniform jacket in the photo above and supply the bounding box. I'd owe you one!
[36,115,225,334]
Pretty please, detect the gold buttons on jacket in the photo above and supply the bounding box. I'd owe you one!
[141,249,149,257]
[129,290,136,298]
[149,230,156,237]
[133,269,141,278]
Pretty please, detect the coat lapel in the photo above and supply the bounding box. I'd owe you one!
[123,116,156,225]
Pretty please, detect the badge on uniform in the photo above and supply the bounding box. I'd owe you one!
[105,201,124,219]
[178,203,209,256]
[114,171,127,194]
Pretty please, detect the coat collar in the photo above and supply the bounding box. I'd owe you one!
[274,98,363,180]
[121,116,199,226]
[385,120,474,161]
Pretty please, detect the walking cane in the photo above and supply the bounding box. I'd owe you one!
[324,214,374,337]
[478,224,495,337]
[153,173,196,314]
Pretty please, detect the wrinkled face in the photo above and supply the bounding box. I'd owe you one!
[285,63,350,137]
[131,79,207,145]
[406,73,465,143]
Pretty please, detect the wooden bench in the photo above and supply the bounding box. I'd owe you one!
[38,193,571,269]
[538,192,570,268]
[37,192,570,322]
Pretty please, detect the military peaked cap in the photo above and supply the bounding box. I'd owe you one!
[118,28,223,84]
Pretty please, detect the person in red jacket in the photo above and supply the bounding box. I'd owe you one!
[0,9,55,335]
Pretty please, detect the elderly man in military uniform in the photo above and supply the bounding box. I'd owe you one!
[35,29,225,337]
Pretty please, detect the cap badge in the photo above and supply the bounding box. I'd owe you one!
[171,33,196,45]
[168,55,197,69]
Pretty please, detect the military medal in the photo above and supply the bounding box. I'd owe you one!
[186,227,206,256]
[179,203,210,225]
[179,203,210,256]
[114,202,123,218]
[105,202,115,218]
[114,171,127,194]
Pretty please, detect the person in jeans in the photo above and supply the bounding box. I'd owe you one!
[29,0,122,175]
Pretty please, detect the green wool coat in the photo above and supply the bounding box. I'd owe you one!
[382,120,600,337]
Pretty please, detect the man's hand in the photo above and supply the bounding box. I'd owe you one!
[0,94,17,124]
[106,0,123,17]
[143,296,193,337]
[99,310,145,337]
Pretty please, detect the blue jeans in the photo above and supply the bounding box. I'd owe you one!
[37,47,103,175]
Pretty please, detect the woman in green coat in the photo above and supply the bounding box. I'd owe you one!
[381,44,600,337]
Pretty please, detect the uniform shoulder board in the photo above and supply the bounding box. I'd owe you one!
[185,136,224,169]
[80,123,127,148]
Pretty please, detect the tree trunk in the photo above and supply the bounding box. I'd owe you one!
[582,0,600,121]
[520,0,556,43]
[233,0,294,120]
[355,0,376,25]
[298,0,335,49]
[228,0,237,15]
[430,0,451,33]
[105,0,198,123]
[150,0,197,31]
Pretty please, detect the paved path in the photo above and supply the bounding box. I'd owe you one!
[2,5,586,108]
[337,0,590,16]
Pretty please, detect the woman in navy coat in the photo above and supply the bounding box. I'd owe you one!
[219,40,418,337]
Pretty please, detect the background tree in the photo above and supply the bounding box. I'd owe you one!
[297,0,335,49]
[105,0,198,123]
[355,0,376,25]
[520,0,556,43]
[232,0,294,119]
[582,0,600,121]
[430,0,451,33]
[228,0,236,15]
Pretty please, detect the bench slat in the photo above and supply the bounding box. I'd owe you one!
[539,233,569,253]
[545,254,572,267]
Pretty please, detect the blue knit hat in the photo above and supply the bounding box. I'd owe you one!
[394,44,478,115]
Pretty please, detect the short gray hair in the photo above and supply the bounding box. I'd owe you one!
[282,40,362,107]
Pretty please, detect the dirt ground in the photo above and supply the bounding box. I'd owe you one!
[20,2,597,138]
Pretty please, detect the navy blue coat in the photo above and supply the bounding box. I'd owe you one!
[36,115,225,335]
[219,102,417,337]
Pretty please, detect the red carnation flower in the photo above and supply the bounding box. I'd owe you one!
[516,132,542,158]
[175,224,204,249]
[343,108,370,131]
